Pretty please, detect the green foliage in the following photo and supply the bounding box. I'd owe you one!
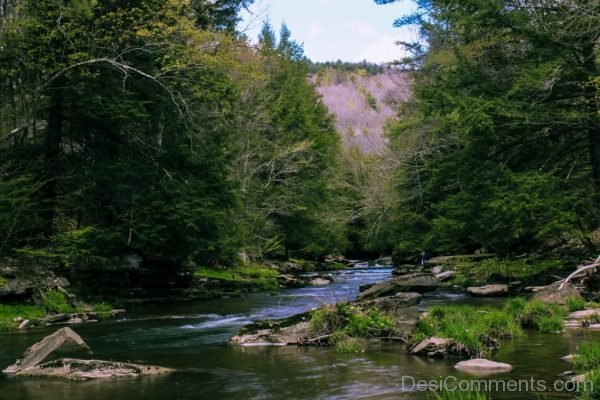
[415,304,524,357]
[428,390,490,400]
[0,304,45,332]
[330,331,366,354]
[195,265,279,291]
[512,300,566,331]
[577,368,600,400]
[308,302,397,342]
[376,0,600,257]
[454,258,563,282]
[42,290,76,314]
[574,342,600,373]
[568,297,587,312]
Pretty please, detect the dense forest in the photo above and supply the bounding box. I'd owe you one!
[0,0,598,299]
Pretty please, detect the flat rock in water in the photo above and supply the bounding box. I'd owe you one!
[358,292,422,311]
[455,359,513,374]
[4,327,92,373]
[358,273,440,299]
[568,309,600,320]
[467,284,509,297]
[15,358,172,380]
[230,322,309,346]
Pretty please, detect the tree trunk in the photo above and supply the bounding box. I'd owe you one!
[582,42,600,207]
[40,91,63,235]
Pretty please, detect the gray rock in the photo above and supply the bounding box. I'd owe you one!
[15,358,172,380]
[358,292,422,311]
[454,359,512,373]
[531,284,582,305]
[4,327,92,373]
[230,322,309,346]
[18,320,30,330]
[358,273,440,299]
[411,337,451,357]
[309,277,332,286]
[0,278,36,300]
[435,271,456,282]
[467,284,509,297]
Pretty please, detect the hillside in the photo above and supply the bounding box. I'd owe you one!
[312,67,411,153]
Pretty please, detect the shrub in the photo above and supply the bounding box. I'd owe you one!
[42,290,75,314]
[428,390,490,400]
[573,342,600,372]
[414,305,523,357]
[331,331,366,353]
[567,297,586,312]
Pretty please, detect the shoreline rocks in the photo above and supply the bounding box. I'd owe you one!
[4,327,92,374]
[467,284,509,297]
[358,273,440,299]
[3,327,172,380]
[15,358,173,380]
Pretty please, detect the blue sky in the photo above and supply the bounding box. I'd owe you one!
[239,0,418,63]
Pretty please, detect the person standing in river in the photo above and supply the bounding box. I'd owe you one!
[420,250,427,266]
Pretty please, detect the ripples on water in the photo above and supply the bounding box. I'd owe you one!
[0,264,595,400]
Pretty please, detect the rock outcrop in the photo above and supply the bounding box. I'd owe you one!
[531,284,581,305]
[357,292,422,311]
[4,327,172,380]
[411,337,451,358]
[15,358,172,380]
[3,327,92,373]
[358,273,440,299]
[467,284,509,297]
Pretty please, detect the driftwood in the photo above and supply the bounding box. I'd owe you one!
[558,255,600,291]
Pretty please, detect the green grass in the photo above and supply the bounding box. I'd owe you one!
[307,302,398,348]
[330,331,366,353]
[509,299,566,331]
[567,297,587,312]
[450,258,564,287]
[0,304,45,331]
[414,305,524,357]
[573,342,600,372]
[428,391,490,400]
[195,264,279,291]
[0,291,116,331]
[577,368,600,400]
[414,299,568,357]
[42,290,76,313]
[0,276,7,287]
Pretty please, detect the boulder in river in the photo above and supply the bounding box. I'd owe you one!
[454,359,513,374]
[358,273,440,299]
[309,275,334,286]
[467,284,509,297]
[14,358,172,380]
[3,327,92,373]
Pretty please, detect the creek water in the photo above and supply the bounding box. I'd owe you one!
[0,264,597,400]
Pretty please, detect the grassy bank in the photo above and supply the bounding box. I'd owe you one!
[412,298,568,357]
[447,258,566,288]
[308,302,397,353]
[195,264,280,292]
[570,341,600,399]
[0,290,113,332]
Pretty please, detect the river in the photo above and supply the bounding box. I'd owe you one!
[0,264,597,399]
